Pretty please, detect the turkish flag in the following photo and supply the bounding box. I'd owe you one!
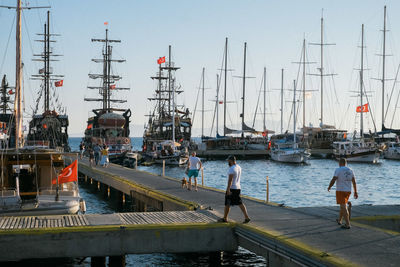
[109,84,116,89]
[218,101,223,104]
[356,103,369,113]
[55,80,64,87]
[8,89,14,95]
[157,56,166,64]
[52,160,78,185]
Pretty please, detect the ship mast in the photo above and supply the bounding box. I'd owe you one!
[223,38,228,136]
[263,67,266,132]
[280,69,284,134]
[241,42,247,139]
[0,0,50,148]
[85,29,128,112]
[1,76,13,115]
[381,6,387,131]
[310,12,336,126]
[293,80,297,147]
[15,0,22,148]
[360,24,365,138]
[201,67,205,138]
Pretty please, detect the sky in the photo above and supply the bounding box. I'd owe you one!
[1,0,400,137]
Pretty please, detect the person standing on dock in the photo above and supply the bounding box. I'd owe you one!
[218,155,250,223]
[88,146,95,167]
[93,144,101,166]
[100,145,109,167]
[79,142,85,159]
[327,158,358,229]
[187,152,202,191]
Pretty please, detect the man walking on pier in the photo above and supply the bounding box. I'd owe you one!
[218,155,250,223]
[328,158,358,229]
[187,152,202,191]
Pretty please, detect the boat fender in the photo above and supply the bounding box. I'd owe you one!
[79,199,86,214]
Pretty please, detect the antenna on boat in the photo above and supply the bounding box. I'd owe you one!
[309,11,336,126]
[1,0,50,148]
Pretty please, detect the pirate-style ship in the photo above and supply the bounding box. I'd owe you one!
[27,11,70,151]
[0,3,83,216]
[142,46,191,165]
[83,29,136,167]
[0,75,15,149]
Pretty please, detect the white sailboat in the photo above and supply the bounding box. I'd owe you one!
[383,142,400,160]
[333,24,380,164]
[270,80,310,163]
[0,1,84,216]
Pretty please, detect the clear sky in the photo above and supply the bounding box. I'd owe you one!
[1,0,399,137]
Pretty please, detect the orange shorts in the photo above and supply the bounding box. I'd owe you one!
[336,191,351,204]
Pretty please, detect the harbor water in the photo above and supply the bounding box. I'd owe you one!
[71,137,400,207]
[67,137,400,266]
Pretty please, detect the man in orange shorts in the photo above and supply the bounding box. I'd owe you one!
[327,158,358,229]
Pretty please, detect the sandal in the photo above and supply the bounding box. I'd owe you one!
[217,218,228,223]
[341,224,351,229]
[336,219,342,225]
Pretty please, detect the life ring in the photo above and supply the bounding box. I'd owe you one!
[124,138,129,144]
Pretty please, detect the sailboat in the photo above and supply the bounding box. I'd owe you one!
[270,80,310,163]
[302,15,347,158]
[27,11,70,152]
[83,28,137,168]
[142,46,191,165]
[0,1,84,215]
[200,40,270,157]
[0,75,15,149]
[333,24,380,163]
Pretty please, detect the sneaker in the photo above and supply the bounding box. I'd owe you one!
[341,224,351,229]
[217,218,228,223]
[243,218,251,224]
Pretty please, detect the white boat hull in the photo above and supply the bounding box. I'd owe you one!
[155,156,188,166]
[384,149,400,160]
[335,152,380,163]
[0,199,80,216]
[270,150,309,163]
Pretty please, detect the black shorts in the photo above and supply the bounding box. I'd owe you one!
[225,189,242,206]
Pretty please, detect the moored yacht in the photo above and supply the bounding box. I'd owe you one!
[383,141,400,160]
[332,140,380,163]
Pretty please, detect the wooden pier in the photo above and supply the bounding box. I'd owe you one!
[1,158,399,266]
[195,149,269,159]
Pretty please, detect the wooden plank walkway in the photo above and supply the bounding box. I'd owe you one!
[0,211,237,262]
[77,159,400,267]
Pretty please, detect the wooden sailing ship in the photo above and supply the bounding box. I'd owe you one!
[0,2,84,215]
[0,75,15,149]
[142,46,191,165]
[27,11,70,151]
[83,28,136,167]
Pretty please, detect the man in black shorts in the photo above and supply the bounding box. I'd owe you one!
[218,155,250,223]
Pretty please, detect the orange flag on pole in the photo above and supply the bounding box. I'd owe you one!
[356,103,369,113]
[52,160,78,185]
[157,56,166,64]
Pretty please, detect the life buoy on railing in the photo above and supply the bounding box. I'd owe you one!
[124,138,129,144]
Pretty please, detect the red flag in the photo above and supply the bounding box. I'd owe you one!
[55,80,63,87]
[87,124,93,130]
[356,103,369,113]
[157,56,166,64]
[52,160,78,185]
[104,22,108,25]
[218,101,223,104]
[109,84,116,89]
[8,89,14,95]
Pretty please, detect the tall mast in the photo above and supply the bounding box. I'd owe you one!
[201,67,205,138]
[360,24,365,138]
[280,69,284,134]
[381,5,387,131]
[223,37,228,136]
[15,0,22,148]
[216,74,220,136]
[169,45,176,146]
[310,12,336,127]
[293,79,297,146]
[263,67,266,131]
[302,38,306,129]
[241,42,247,138]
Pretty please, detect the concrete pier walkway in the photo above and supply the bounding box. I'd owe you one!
[77,159,400,266]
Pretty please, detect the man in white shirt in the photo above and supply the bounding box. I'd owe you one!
[328,158,358,229]
[187,152,202,191]
[218,155,250,223]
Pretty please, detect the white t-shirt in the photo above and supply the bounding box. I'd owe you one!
[188,156,201,170]
[228,164,241,189]
[334,166,355,192]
